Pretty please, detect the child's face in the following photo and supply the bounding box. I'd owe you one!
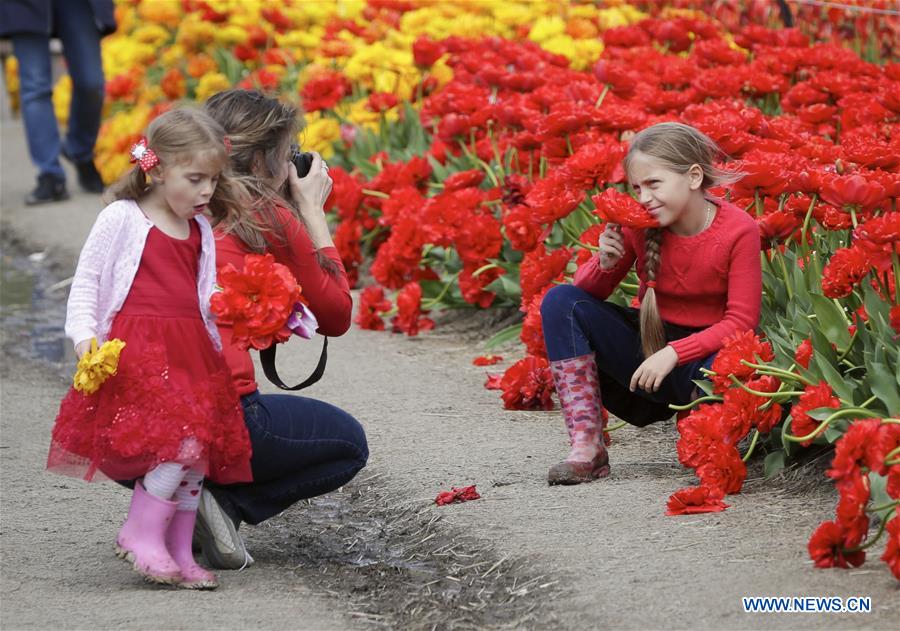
[157,153,221,219]
[627,151,703,228]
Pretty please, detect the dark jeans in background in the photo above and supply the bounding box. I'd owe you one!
[206,390,369,525]
[12,0,105,178]
[540,284,715,427]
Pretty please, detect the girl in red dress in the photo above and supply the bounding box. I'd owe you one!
[47,108,252,589]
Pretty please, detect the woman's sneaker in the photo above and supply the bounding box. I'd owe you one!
[195,488,254,570]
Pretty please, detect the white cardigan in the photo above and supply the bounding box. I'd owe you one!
[65,199,221,350]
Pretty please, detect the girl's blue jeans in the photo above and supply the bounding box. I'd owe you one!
[207,391,369,525]
[540,284,715,427]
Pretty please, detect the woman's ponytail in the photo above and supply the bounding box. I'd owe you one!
[639,228,666,358]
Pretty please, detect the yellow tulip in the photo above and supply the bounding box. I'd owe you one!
[430,57,454,88]
[529,16,566,43]
[52,75,72,128]
[160,44,186,68]
[298,115,341,159]
[136,0,182,29]
[176,19,217,52]
[276,30,322,54]
[195,73,232,102]
[215,25,248,47]
[73,338,126,395]
[597,5,648,30]
[4,56,19,114]
[132,24,171,48]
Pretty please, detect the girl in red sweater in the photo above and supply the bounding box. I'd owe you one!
[540,122,761,485]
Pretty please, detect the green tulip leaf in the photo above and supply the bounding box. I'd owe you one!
[808,294,851,350]
[484,323,523,351]
[867,357,900,416]
[763,451,786,478]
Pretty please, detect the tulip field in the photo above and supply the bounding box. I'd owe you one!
[7,0,898,580]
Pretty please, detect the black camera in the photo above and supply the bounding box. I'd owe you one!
[291,145,314,178]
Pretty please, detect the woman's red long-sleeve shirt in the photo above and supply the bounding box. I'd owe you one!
[214,206,352,395]
[573,200,762,365]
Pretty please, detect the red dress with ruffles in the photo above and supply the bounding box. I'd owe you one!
[48,223,253,484]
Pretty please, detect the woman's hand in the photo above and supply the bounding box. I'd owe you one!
[598,223,625,270]
[287,151,334,248]
[74,339,92,359]
[629,345,678,393]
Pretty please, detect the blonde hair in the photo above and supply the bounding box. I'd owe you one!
[202,89,301,253]
[104,107,245,223]
[623,122,739,358]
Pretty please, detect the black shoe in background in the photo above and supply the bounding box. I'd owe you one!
[24,174,70,205]
[61,149,105,193]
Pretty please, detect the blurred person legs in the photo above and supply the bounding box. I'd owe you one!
[10,0,107,204]
[11,33,69,204]
[54,0,105,193]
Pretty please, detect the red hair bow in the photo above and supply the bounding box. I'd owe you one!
[130,136,159,172]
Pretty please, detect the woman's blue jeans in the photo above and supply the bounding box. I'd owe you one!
[207,391,369,525]
[12,0,105,178]
[540,284,715,427]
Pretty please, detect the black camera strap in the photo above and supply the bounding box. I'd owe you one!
[259,336,328,391]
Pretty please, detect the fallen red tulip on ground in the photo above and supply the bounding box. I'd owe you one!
[435,485,481,506]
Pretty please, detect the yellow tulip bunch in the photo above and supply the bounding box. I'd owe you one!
[73,338,126,395]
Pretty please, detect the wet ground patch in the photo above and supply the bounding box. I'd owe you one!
[0,231,70,370]
[253,473,560,630]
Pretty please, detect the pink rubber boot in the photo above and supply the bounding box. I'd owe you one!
[166,510,219,590]
[547,354,610,485]
[115,482,182,585]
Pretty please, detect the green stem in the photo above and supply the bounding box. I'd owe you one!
[595,84,609,108]
[892,251,900,304]
[776,252,794,301]
[884,446,900,461]
[782,408,883,443]
[668,395,722,411]
[606,420,627,432]
[421,271,461,309]
[842,508,894,553]
[739,361,816,387]
[759,374,801,411]
[859,395,878,409]
[868,500,900,513]
[742,430,760,462]
[471,263,500,278]
[560,221,584,245]
[799,194,817,265]
[362,188,390,199]
[729,374,802,398]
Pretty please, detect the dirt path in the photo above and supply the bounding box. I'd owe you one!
[3,109,898,630]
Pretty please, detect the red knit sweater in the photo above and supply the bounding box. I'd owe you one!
[573,200,762,365]
[214,206,352,396]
